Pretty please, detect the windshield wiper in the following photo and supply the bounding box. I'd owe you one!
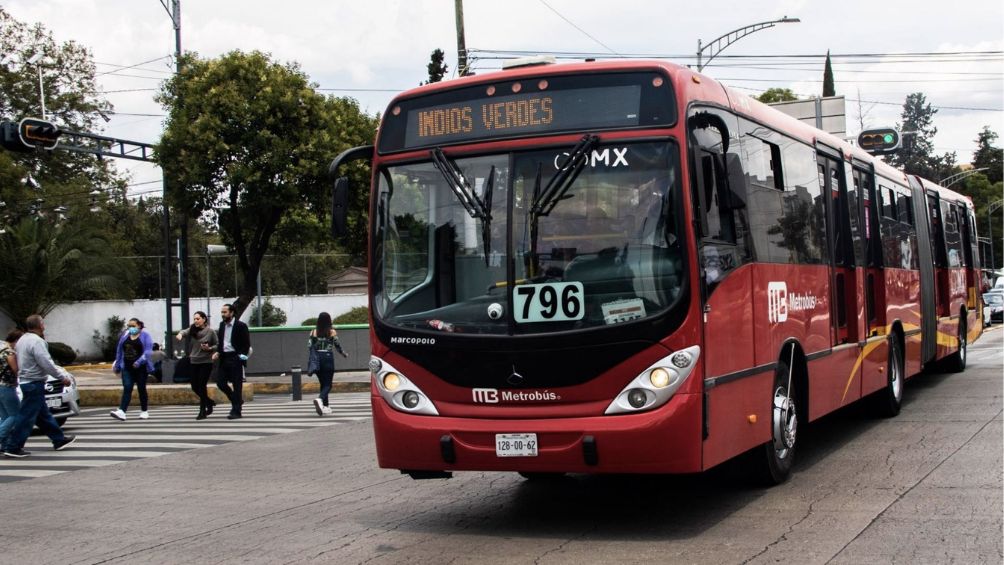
[526,134,599,277]
[531,134,599,217]
[430,147,495,266]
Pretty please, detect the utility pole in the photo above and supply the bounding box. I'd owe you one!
[454,0,469,76]
[160,0,190,335]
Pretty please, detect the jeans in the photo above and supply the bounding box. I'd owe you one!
[189,362,214,411]
[316,352,335,407]
[216,354,243,415]
[119,365,149,412]
[0,386,20,450]
[6,380,67,450]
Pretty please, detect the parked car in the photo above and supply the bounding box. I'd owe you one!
[983,292,1003,327]
[16,374,82,427]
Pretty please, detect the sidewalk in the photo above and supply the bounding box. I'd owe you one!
[66,363,371,406]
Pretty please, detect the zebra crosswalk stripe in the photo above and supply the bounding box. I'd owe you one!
[0,394,371,482]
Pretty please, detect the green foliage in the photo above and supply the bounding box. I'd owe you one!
[0,217,126,326]
[886,92,956,180]
[301,317,318,326]
[48,342,76,365]
[91,315,125,361]
[822,51,835,97]
[972,126,1003,184]
[249,299,287,327]
[756,88,798,104]
[333,306,369,324]
[0,8,125,233]
[422,49,449,85]
[156,50,377,317]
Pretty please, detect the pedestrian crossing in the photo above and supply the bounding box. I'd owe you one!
[0,393,372,483]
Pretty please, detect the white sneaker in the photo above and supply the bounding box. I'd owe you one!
[313,398,324,416]
[139,411,149,420]
[321,406,333,415]
[110,409,126,421]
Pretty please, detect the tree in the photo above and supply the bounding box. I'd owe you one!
[756,88,798,104]
[422,49,449,85]
[972,126,1003,184]
[822,50,835,97]
[886,92,956,180]
[0,7,125,231]
[0,217,125,327]
[156,50,377,318]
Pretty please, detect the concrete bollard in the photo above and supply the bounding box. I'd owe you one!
[291,365,302,401]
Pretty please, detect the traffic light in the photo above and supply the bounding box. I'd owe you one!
[858,128,901,154]
[19,117,61,150]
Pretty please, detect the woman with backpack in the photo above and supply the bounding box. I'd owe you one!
[307,312,348,416]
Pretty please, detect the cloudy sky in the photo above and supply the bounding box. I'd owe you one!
[5,0,1002,194]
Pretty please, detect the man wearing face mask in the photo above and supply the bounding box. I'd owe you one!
[3,314,76,458]
[110,318,154,421]
[212,303,251,419]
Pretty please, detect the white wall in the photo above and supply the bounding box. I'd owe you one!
[0,294,367,361]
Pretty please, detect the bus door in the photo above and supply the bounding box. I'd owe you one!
[960,206,979,310]
[853,165,884,337]
[818,153,858,346]
[927,191,951,317]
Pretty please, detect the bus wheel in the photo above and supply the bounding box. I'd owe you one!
[755,358,798,486]
[870,336,904,418]
[945,318,967,373]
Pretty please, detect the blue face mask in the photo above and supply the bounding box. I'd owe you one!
[128,327,139,336]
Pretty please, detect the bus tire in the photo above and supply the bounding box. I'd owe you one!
[754,357,798,486]
[944,317,967,373]
[870,336,904,418]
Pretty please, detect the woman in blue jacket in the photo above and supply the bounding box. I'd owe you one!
[110,318,154,421]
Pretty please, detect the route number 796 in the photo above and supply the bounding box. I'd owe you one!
[513,282,584,323]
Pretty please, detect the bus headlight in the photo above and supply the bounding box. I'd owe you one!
[605,345,701,415]
[372,357,439,416]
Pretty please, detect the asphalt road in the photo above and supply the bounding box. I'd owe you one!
[2,328,1001,564]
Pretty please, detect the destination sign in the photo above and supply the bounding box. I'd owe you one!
[378,71,676,153]
[404,86,640,149]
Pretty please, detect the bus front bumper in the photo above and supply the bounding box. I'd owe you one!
[371,391,703,475]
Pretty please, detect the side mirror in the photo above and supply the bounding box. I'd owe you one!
[331,177,349,239]
[327,144,374,241]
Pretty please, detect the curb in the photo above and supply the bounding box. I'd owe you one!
[253,382,370,395]
[78,384,255,407]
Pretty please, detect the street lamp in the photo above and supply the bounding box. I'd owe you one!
[26,52,47,119]
[696,17,800,73]
[206,244,228,316]
[940,167,989,188]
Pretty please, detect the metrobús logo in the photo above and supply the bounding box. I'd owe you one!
[767,281,817,323]
[389,336,436,345]
[472,388,561,404]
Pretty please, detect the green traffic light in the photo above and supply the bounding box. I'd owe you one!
[883,133,894,144]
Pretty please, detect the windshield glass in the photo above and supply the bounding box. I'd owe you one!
[373,140,684,336]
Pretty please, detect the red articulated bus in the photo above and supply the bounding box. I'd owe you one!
[329,59,982,484]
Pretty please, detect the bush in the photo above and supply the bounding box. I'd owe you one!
[91,316,125,361]
[301,317,317,327]
[333,307,369,325]
[49,342,77,365]
[249,299,287,327]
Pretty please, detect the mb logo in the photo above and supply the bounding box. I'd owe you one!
[767,281,788,323]
[472,388,499,403]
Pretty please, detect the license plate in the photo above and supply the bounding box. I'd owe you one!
[46,398,61,409]
[495,433,538,457]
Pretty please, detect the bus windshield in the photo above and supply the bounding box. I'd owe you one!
[373,140,685,335]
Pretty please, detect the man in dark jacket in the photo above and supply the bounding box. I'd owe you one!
[212,303,251,419]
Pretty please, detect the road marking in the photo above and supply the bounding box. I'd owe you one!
[1,394,372,483]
